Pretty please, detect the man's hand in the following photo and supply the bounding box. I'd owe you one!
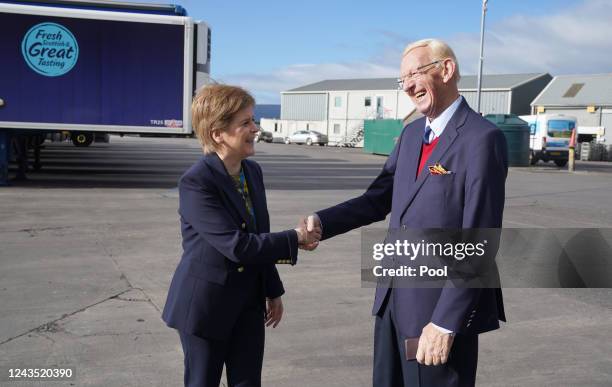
[416,322,454,366]
[295,214,322,250]
[265,296,283,328]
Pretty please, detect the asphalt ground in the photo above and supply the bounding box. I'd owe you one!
[0,136,611,386]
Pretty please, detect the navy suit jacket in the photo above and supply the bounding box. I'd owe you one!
[162,153,298,340]
[317,100,508,337]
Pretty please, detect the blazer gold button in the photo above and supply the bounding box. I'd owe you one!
[237,266,244,272]
[241,222,246,229]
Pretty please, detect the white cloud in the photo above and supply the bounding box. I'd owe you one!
[218,62,397,104]
[452,0,612,75]
[219,0,612,103]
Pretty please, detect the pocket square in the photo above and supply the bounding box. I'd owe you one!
[428,163,453,175]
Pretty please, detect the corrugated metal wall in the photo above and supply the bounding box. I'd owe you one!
[461,91,510,115]
[542,107,612,143]
[281,93,328,120]
[542,107,603,127]
[511,74,552,115]
[602,112,612,143]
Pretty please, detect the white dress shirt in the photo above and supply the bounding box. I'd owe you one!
[424,95,463,143]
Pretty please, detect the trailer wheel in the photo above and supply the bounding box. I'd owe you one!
[71,132,94,147]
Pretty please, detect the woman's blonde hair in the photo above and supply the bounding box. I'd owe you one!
[192,84,255,154]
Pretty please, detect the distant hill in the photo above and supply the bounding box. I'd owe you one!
[254,104,280,122]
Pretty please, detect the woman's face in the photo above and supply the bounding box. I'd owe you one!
[217,105,258,160]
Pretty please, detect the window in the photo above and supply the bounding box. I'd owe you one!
[334,96,342,107]
[333,124,340,134]
[365,97,371,107]
[376,96,384,118]
[547,120,574,138]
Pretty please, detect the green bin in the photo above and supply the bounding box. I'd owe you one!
[485,114,530,167]
[363,119,403,156]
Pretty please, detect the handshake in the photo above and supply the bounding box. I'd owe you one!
[293,214,322,251]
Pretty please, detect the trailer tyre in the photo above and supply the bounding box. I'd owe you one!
[72,132,94,147]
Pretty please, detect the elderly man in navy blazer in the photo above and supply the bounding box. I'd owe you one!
[306,39,508,386]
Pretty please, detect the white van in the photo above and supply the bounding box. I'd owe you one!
[519,114,576,167]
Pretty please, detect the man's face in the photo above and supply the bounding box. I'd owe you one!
[400,46,447,119]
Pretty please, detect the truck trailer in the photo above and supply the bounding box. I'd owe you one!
[0,0,211,184]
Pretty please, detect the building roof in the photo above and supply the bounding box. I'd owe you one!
[286,73,548,92]
[531,73,612,107]
[458,73,549,90]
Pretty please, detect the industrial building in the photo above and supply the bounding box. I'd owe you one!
[531,73,612,143]
[260,73,551,146]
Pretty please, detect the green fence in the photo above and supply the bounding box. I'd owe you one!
[363,119,403,156]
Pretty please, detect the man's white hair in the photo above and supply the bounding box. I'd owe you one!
[402,38,461,81]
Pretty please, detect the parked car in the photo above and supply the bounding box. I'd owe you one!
[285,130,328,146]
[255,129,273,143]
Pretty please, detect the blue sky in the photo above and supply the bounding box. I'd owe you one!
[143,0,610,103]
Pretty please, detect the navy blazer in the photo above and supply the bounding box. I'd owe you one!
[162,153,298,340]
[317,100,508,337]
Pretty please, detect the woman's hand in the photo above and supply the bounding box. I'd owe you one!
[295,216,321,250]
[265,296,284,328]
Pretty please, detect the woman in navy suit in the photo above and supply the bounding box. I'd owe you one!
[162,84,319,387]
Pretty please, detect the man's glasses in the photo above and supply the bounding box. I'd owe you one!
[397,60,443,89]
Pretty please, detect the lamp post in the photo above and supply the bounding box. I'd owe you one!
[476,0,488,114]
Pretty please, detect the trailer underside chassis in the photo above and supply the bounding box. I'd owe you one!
[0,130,9,186]
[71,132,94,147]
[0,129,44,185]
